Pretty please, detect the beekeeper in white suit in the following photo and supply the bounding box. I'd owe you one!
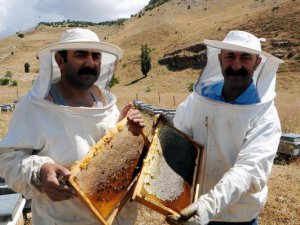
[0,28,144,225]
[167,31,283,225]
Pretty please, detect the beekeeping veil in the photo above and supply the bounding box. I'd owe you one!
[194,30,284,103]
[31,28,123,99]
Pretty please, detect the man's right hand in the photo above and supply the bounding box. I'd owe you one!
[40,163,75,201]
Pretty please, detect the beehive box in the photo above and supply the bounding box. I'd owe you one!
[69,118,148,225]
[133,115,205,216]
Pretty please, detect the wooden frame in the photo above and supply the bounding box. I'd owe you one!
[132,114,206,216]
[69,118,148,225]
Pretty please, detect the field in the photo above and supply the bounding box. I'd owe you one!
[1,0,300,224]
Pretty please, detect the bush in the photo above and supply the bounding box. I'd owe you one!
[188,83,194,92]
[24,62,30,73]
[108,74,119,88]
[145,86,151,92]
[5,71,12,79]
[11,80,18,86]
[0,78,10,85]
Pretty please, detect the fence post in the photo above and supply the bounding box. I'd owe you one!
[158,91,161,104]
[173,96,176,108]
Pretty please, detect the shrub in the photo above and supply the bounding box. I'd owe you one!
[108,74,119,88]
[5,71,12,79]
[0,78,10,85]
[188,83,194,92]
[11,80,18,86]
[145,86,151,92]
[24,62,30,73]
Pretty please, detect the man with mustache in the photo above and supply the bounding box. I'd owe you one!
[0,28,143,224]
[167,31,283,225]
[201,50,262,105]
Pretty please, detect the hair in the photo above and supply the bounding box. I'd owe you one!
[57,50,68,63]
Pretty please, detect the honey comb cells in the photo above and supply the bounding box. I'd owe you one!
[69,119,147,224]
[133,115,205,216]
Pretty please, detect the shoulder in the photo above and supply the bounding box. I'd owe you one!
[91,85,107,105]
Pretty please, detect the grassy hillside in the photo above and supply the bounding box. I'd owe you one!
[0,0,299,224]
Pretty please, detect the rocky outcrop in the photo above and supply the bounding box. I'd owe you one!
[158,43,207,71]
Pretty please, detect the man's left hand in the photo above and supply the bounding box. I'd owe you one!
[119,103,145,127]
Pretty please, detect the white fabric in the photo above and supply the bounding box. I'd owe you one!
[174,36,282,223]
[0,29,137,224]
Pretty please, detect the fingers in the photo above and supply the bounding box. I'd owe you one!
[40,163,75,201]
[127,109,145,127]
[166,215,183,225]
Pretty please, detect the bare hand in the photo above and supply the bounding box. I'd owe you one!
[40,163,75,201]
[119,103,145,127]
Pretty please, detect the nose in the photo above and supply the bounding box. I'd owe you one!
[231,58,242,71]
[84,54,95,68]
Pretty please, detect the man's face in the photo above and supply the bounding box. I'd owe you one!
[57,50,101,90]
[219,50,261,91]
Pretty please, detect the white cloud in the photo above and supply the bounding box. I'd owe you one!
[0,0,149,39]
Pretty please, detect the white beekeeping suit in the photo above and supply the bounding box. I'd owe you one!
[0,28,136,225]
[174,31,283,224]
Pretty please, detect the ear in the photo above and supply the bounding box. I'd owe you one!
[55,53,65,70]
[254,56,262,70]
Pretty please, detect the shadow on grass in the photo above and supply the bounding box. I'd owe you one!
[124,76,146,86]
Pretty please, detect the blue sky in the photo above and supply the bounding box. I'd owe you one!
[0,0,149,39]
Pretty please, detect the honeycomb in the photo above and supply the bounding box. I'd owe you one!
[69,119,147,224]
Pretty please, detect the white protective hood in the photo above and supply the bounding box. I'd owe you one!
[194,34,283,104]
[32,39,123,100]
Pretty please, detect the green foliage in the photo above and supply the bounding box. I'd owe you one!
[108,74,119,88]
[24,62,30,73]
[0,78,10,85]
[145,0,169,11]
[140,44,151,77]
[5,71,12,79]
[145,86,151,92]
[122,63,127,68]
[188,83,194,92]
[17,33,24,38]
[38,18,127,28]
[11,80,18,86]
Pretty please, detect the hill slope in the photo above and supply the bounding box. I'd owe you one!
[0,0,299,107]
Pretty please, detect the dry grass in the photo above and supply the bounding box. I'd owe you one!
[260,160,300,225]
[0,111,12,138]
[0,0,299,224]
[275,92,300,133]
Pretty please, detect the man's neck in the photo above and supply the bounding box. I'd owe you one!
[55,81,95,107]
[222,82,252,102]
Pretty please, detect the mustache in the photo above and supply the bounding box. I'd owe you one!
[78,67,98,76]
[225,67,248,77]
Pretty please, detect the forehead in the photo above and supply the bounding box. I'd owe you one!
[67,49,101,54]
[221,50,257,57]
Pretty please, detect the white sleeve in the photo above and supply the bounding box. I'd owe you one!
[173,94,194,137]
[195,105,281,223]
[0,150,54,199]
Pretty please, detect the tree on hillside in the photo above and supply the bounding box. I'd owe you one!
[24,62,30,73]
[140,44,151,77]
